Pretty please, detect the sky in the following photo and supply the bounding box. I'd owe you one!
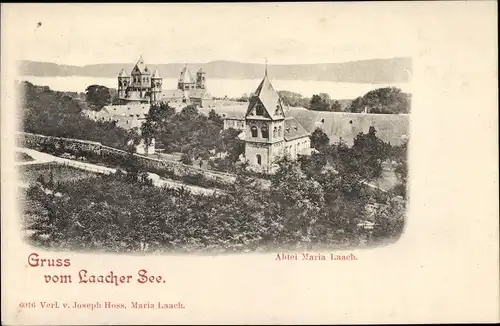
[3,3,418,66]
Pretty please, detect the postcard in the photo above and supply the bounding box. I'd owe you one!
[1,2,498,325]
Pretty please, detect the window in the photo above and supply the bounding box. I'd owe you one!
[273,126,277,138]
[256,104,264,116]
[251,126,258,137]
[256,154,262,165]
[275,105,280,115]
[278,126,282,137]
[261,126,269,139]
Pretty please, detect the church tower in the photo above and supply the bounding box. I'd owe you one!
[150,69,162,103]
[196,68,206,89]
[244,65,286,173]
[177,65,195,91]
[130,55,151,99]
[117,68,130,100]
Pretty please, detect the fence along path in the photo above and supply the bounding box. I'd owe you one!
[17,132,390,194]
[16,146,217,196]
[17,131,237,183]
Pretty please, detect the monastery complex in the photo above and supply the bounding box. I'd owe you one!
[85,56,408,173]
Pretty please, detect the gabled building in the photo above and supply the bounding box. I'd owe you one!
[243,70,311,173]
[117,56,213,108]
[84,103,150,130]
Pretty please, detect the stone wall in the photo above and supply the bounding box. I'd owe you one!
[17,132,236,185]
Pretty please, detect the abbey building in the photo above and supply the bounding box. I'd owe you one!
[243,70,311,173]
[117,56,213,108]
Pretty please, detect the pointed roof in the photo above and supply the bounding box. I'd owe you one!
[179,65,195,84]
[118,68,129,78]
[245,74,285,120]
[132,55,150,75]
[152,69,161,78]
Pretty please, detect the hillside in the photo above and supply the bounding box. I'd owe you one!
[18,57,411,83]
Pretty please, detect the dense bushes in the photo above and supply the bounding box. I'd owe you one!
[142,103,224,160]
[20,81,133,150]
[23,148,406,253]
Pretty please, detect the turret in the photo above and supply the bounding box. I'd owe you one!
[151,69,163,103]
[178,65,195,91]
[196,68,206,89]
[117,68,130,99]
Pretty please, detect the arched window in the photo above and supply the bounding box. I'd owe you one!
[278,126,282,137]
[261,126,269,139]
[251,126,258,138]
[275,105,281,115]
[256,154,262,165]
[273,126,277,138]
[255,104,264,116]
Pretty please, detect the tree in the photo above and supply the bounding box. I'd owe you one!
[391,139,408,198]
[236,93,249,102]
[278,90,310,108]
[331,100,342,112]
[310,128,330,152]
[140,100,226,163]
[297,152,327,179]
[309,94,331,111]
[270,156,326,246]
[348,87,411,114]
[124,151,141,182]
[208,109,223,127]
[351,126,391,181]
[21,81,131,150]
[85,85,111,110]
[216,128,245,160]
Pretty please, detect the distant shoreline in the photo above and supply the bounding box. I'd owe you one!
[17,57,412,84]
[18,76,411,99]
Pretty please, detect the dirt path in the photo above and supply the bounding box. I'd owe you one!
[16,147,218,196]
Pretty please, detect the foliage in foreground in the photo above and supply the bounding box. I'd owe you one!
[23,153,406,253]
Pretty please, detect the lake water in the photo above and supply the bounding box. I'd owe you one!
[19,76,411,99]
